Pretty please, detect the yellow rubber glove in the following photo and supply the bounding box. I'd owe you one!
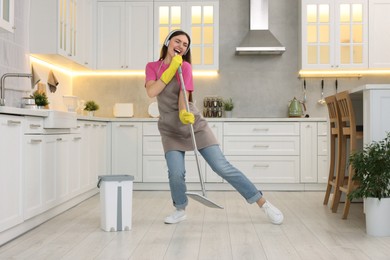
[160,55,183,85]
[179,109,195,124]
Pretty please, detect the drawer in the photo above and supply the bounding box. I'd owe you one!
[224,136,300,156]
[225,155,300,183]
[24,116,44,134]
[317,122,328,136]
[143,122,160,136]
[143,136,164,155]
[224,122,300,136]
[317,136,328,155]
[143,155,205,182]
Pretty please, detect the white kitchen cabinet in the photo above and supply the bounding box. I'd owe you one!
[0,115,23,232]
[75,0,96,68]
[368,0,390,68]
[300,122,318,183]
[79,120,109,191]
[0,0,14,33]
[111,122,143,181]
[30,0,91,68]
[317,122,329,183]
[55,135,71,204]
[68,135,82,196]
[224,122,300,184]
[97,1,154,70]
[301,0,368,69]
[154,1,219,70]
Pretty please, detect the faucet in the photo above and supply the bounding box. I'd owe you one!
[0,73,33,106]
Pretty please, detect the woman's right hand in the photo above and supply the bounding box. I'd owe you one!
[160,55,183,85]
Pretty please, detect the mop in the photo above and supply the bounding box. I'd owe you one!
[177,60,223,209]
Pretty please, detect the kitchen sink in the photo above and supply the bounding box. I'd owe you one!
[43,110,77,129]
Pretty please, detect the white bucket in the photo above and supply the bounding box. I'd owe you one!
[365,197,390,236]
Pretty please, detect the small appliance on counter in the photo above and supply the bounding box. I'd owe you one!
[203,96,223,118]
[21,97,37,109]
[288,97,305,117]
[113,103,134,117]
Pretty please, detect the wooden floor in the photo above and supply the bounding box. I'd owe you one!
[1,191,390,260]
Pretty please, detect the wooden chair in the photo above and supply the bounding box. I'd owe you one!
[323,95,343,211]
[334,91,363,219]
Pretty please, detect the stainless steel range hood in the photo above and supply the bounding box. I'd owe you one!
[236,0,286,55]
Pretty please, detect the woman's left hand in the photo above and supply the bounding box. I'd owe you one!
[179,110,195,124]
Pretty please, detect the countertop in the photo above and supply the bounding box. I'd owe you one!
[0,106,326,122]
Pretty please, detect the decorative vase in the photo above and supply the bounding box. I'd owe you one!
[87,111,94,117]
[364,197,390,236]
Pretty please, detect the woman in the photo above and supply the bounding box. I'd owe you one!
[145,30,283,225]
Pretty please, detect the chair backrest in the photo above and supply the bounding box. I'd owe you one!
[325,95,341,136]
[335,91,357,137]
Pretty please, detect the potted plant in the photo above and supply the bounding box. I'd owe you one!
[30,90,49,108]
[223,98,234,117]
[84,100,99,116]
[349,132,390,236]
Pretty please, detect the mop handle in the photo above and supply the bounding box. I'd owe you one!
[177,62,207,196]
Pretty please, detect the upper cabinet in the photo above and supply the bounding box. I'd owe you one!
[154,1,219,70]
[368,0,390,68]
[0,0,14,33]
[30,0,94,69]
[301,0,368,69]
[96,1,154,70]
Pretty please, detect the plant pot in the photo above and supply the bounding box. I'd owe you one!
[364,197,390,236]
[87,111,94,117]
[225,111,233,118]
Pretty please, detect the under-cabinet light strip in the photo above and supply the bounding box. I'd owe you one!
[30,56,218,77]
[299,69,390,78]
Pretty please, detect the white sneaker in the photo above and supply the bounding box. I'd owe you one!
[164,210,186,224]
[261,201,284,225]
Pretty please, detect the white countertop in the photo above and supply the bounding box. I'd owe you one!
[350,84,390,94]
[0,106,326,122]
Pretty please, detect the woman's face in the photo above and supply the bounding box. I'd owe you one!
[168,34,189,56]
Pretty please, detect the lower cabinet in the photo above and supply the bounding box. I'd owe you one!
[111,122,143,181]
[23,134,83,220]
[78,120,109,190]
[0,115,24,232]
[224,122,301,184]
[317,122,329,183]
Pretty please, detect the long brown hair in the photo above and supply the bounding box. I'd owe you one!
[159,30,192,64]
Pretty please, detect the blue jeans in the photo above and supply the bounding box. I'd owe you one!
[165,144,263,210]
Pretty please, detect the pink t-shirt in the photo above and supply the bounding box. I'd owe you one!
[145,60,194,92]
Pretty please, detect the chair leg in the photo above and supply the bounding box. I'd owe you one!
[332,135,347,213]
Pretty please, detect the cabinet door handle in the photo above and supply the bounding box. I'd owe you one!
[73,137,82,140]
[84,124,91,127]
[253,145,269,149]
[253,128,269,132]
[30,139,42,143]
[7,120,22,125]
[29,124,42,128]
[254,164,270,168]
[119,124,135,127]
[57,138,63,141]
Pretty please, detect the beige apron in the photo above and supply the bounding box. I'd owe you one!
[156,70,218,153]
